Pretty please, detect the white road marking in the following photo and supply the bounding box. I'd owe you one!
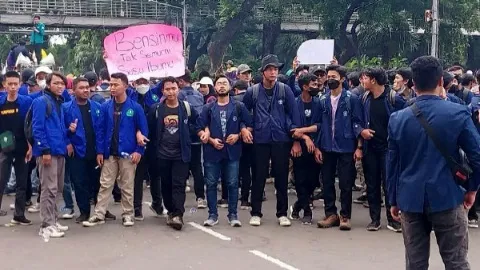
[188,222,231,241]
[249,250,300,270]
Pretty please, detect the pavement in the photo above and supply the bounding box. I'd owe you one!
[0,184,479,270]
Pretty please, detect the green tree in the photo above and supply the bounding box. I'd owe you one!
[70,30,110,74]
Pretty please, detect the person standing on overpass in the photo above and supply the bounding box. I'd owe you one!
[30,15,45,65]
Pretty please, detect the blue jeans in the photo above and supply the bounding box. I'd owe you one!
[204,160,239,219]
[63,159,74,209]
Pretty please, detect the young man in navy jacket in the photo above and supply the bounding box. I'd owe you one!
[0,71,33,224]
[148,76,204,231]
[315,65,364,230]
[83,73,148,228]
[32,72,70,239]
[197,75,253,227]
[63,77,102,223]
[242,54,301,227]
[289,73,322,225]
[387,56,480,269]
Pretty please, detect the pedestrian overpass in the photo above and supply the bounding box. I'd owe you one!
[0,0,321,33]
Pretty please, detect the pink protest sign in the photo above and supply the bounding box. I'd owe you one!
[103,24,185,81]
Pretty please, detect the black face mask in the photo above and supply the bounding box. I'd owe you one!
[309,87,320,97]
[327,79,341,90]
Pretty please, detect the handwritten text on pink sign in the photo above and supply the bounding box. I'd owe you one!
[104,24,185,80]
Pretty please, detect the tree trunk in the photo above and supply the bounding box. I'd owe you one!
[337,0,365,64]
[186,31,213,71]
[207,0,260,74]
[262,20,281,56]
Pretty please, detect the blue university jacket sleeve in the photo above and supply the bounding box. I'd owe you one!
[458,116,480,192]
[386,119,400,206]
[351,94,364,137]
[393,94,406,112]
[196,105,210,131]
[32,99,50,154]
[242,89,253,111]
[239,102,253,129]
[285,86,300,130]
[134,104,148,155]
[96,104,107,155]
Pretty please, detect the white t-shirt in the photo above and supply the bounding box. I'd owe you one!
[330,94,341,140]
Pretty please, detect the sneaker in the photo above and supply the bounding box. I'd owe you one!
[240,201,251,210]
[312,191,324,201]
[288,205,300,220]
[27,203,40,213]
[468,219,478,228]
[266,177,274,184]
[146,202,165,217]
[105,211,116,221]
[166,214,173,226]
[354,194,367,204]
[249,216,261,226]
[185,186,191,193]
[217,199,228,208]
[197,198,207,209]
[278,216,291,227]
[40,225,64,238]
[135,209,144,221]
[25,201,33,207]
[229,216,242,227]
[123,216,135,227]
[387,221,402,233]
[301,215,312,225]
[11,216,32,226]
[9,204,14,210]
[367,220,381,231]
[60,208,75,219]
[352,184,363,192]
[362,201,369,208]
[317,215,340,228]
[55,222,69,232]
[0,210,7,216]
[170,216,183,230]
[339,216,352,231]
[75,214,90,223]
[82,216,105,227]
[203,216,219,227]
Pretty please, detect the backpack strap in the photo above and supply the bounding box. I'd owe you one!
[388,89,396,106]
[183,101,191,117]
[42,96,52,117]
[278,82,286,100]
[362,91,370,104]
[345,91,352,114]
[252,84,260,104]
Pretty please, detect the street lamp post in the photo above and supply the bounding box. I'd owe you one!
[148,0,187,55]
[431,0,439,57]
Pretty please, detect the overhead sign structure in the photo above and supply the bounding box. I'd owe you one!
[104,24,185,81]
[296,39,335,65]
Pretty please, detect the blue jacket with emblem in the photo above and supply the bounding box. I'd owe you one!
[32,90,68,157]
[97,97,148,159]
[317,89,364,153]
[197,100,253,162]
[62,98,102,158]
[242,82,300,144]
[148,99,199,163]
[295,96,322,150]
[127,84,163,112]
[387,95,480,213]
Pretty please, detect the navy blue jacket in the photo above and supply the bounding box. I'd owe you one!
[178,86,204,144]
[361,87,405,152]
[97,97,148,159]
[197,100,252,162]
[127,84,163,112]
[243,82,300,144]
[295,96,322,151]
[149,99,199,163]
[32,90,68,157]
[387,95,480,213]
[62,99,102,158]
[317,90,364,153]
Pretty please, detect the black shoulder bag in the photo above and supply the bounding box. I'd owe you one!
[410,103,472,184]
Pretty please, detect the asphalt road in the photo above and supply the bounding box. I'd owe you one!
[1,184,479,270]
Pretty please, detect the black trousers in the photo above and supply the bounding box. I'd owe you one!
[322,151,356,218]
[239,143,254,202]
[148,152,163,213]
[251,142,290,218]
[0,151,28,218]
[190,144,205,200]
[292,152,320,216]
[70,157,99,216]
[159,158,189,217]
[134,154,150,212]
[32,43,43,63]
[363,147,393,223]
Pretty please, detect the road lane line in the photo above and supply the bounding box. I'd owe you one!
[188,222,231,241]
[249,250,300,270]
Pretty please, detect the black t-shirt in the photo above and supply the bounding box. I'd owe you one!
[158,106,181,160]
[110,101,124,156]
[79,103,96,160]
[0,100,26,154]
[303,101,313,126]
[369,92,389,150]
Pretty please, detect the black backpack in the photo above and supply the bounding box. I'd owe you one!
[25,96,52,145]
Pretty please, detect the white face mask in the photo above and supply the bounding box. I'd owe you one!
[136,84,149,95]
[38,80,46,89]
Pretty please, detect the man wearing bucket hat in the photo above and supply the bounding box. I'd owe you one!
[242,54,300,227]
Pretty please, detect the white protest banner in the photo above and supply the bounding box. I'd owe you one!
[297,39,335,65]
[104,24,185,80]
